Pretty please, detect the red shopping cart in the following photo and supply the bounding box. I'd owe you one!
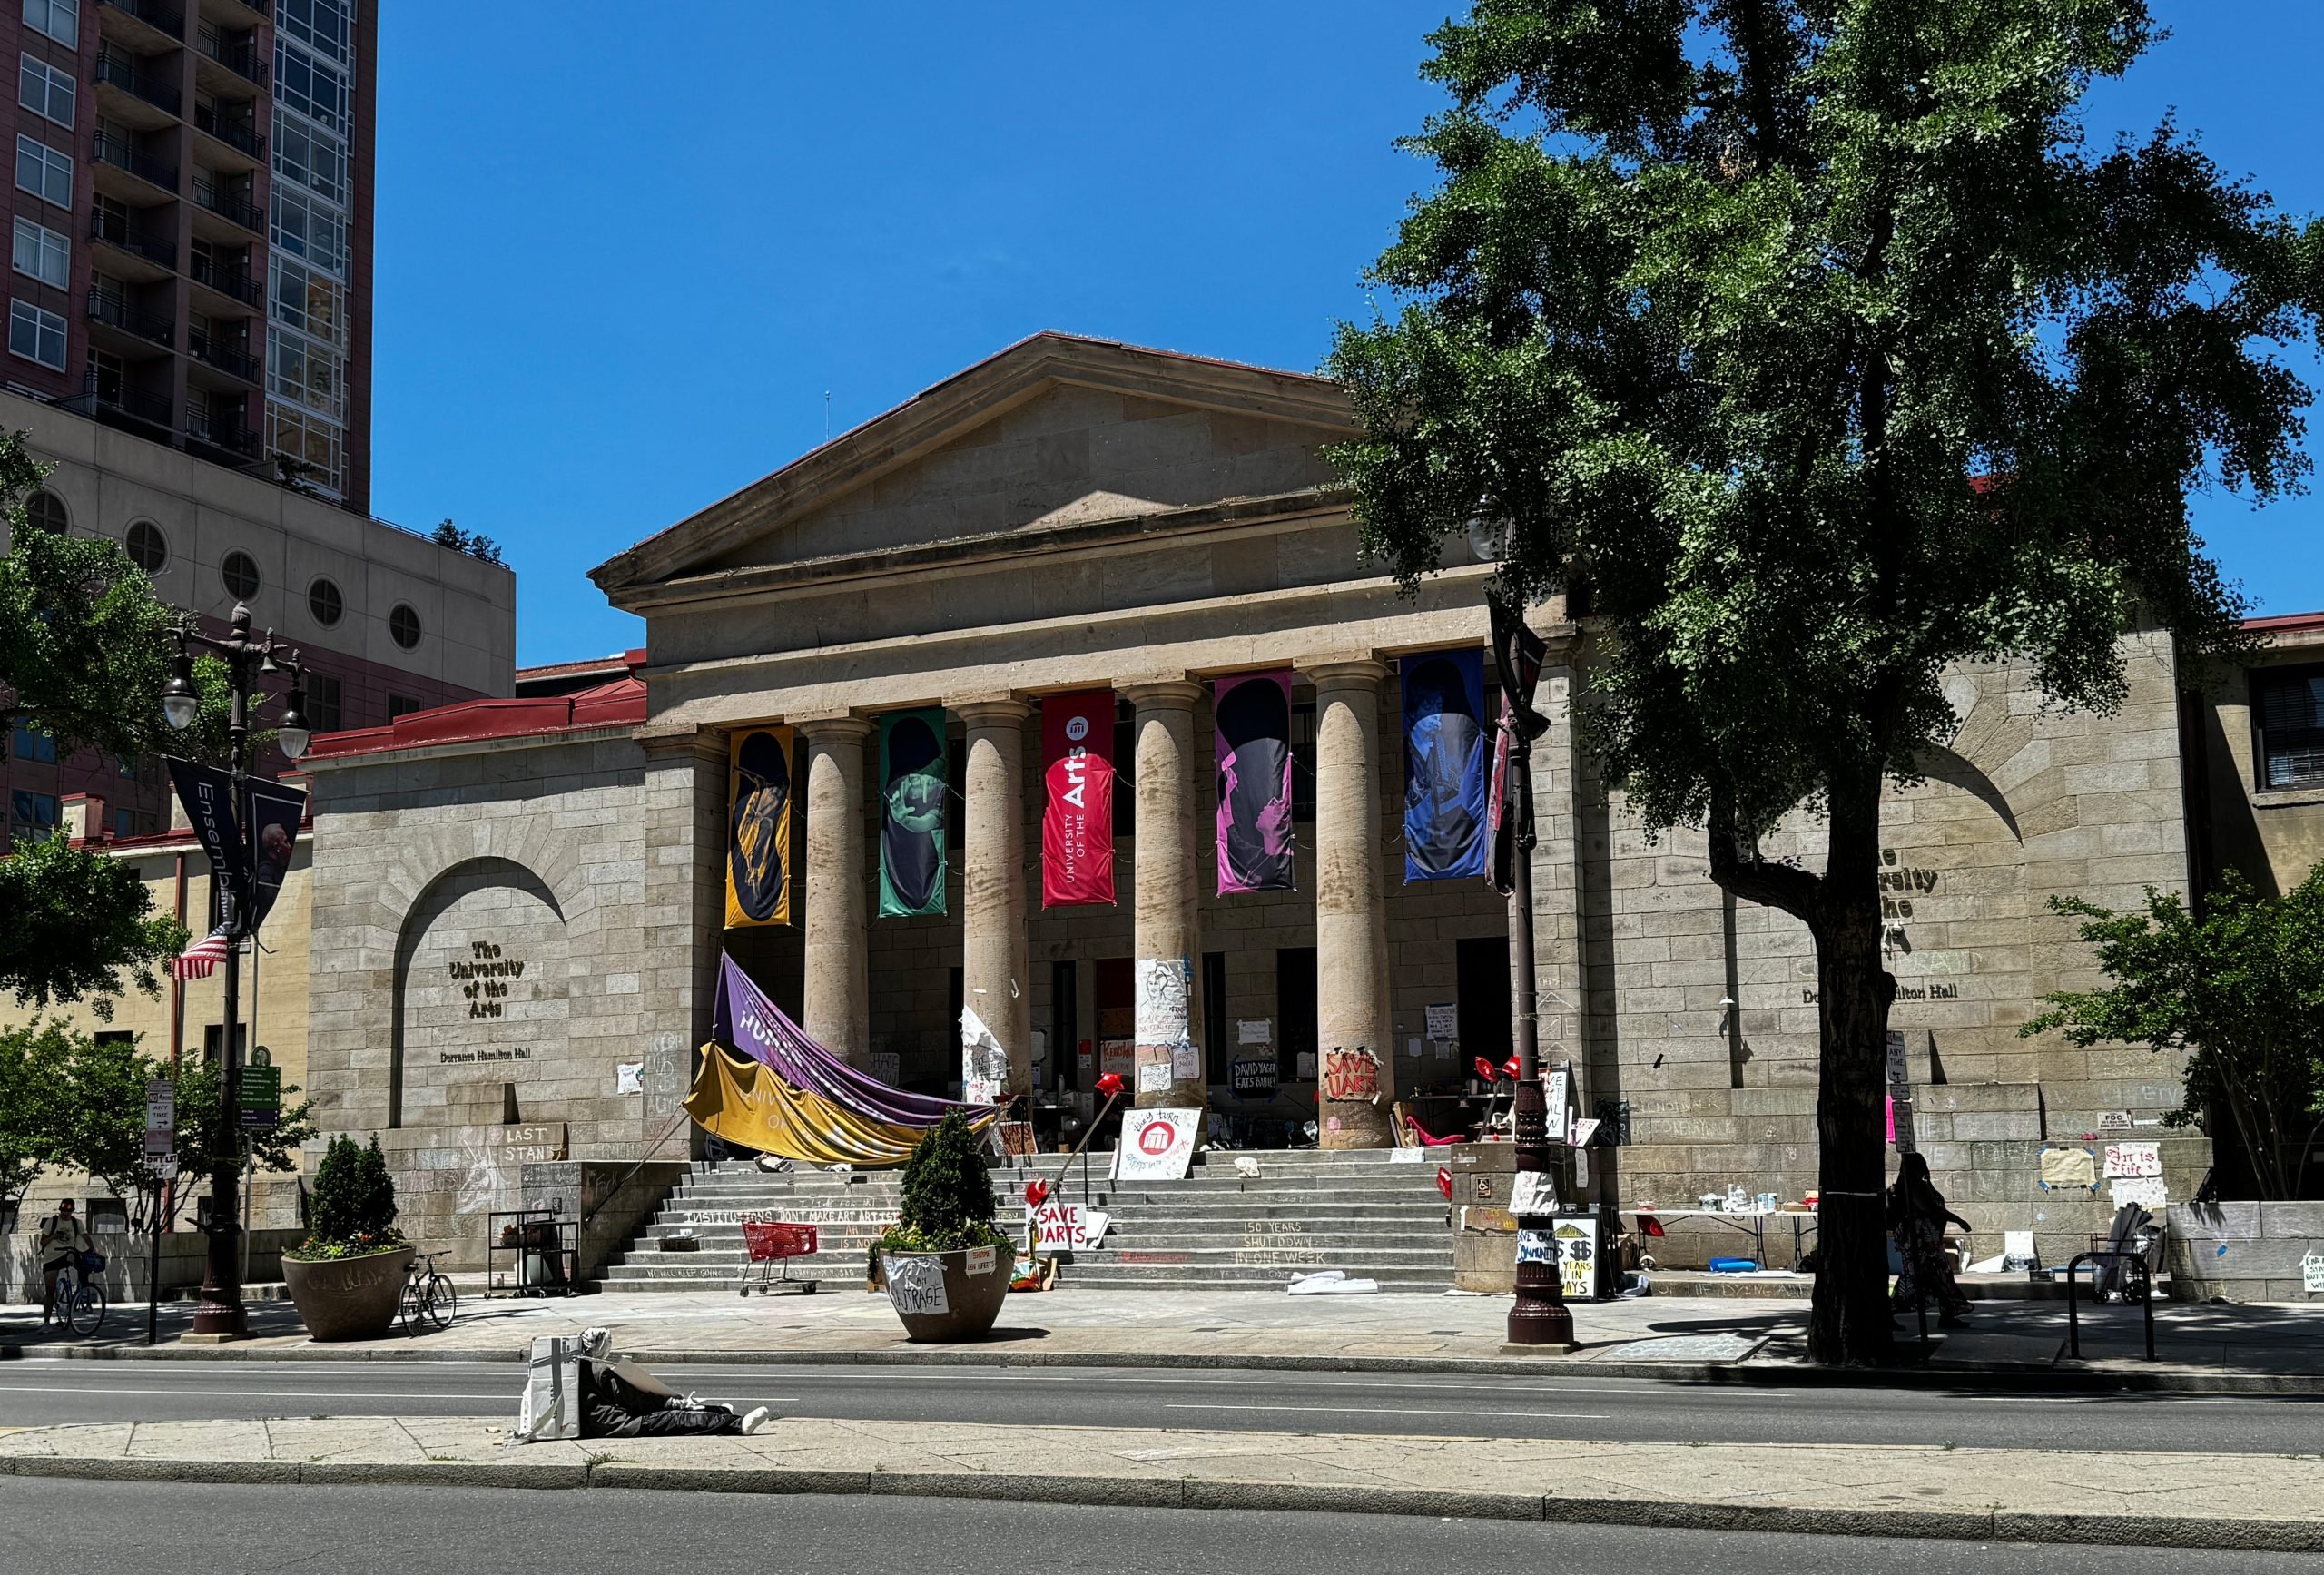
[738,1218,820,1297]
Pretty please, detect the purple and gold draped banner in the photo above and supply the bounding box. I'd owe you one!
[1214,670,1295,894]
[724,724,794,928]
[1401,648,1488,881]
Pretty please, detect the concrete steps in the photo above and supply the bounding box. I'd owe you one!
[596,1149,1458,1294]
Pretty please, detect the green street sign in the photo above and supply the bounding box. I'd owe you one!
[240,1062,281,1130]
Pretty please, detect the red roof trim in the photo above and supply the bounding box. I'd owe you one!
[2243,612,2324,634]
[306,676,647,761]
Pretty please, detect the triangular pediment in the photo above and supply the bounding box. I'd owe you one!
[591,333,1354,601]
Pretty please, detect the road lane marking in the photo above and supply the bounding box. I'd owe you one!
[1165,1403,1610,1420]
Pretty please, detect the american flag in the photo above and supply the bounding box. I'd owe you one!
[172,928,231,981]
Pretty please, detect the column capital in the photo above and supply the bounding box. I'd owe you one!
[1297,655,1389,690]
[793,711,874,743]
[947,694,1031,727]
[1117,676,1203,709]
[638,725,730,766]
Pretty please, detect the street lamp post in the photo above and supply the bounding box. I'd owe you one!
[1502,718,1573,1345]
[162,605,309,1339]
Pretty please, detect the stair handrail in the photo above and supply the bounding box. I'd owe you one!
[581,1109,695,1231]
[1022,1083,1128,1258]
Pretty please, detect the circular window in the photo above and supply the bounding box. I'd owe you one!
[125,519,168,574]
[389,603,421,649]
[221,549,261,601]
[308,576,343,626]
[24,489,67,534]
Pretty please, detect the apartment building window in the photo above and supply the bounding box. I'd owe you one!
[10,791,58,844]
[221,548,261,600]
[271,112,345,205]
[266,405,344,497]
[306,670,341,733]
[389,604,420,650]
[23,487,64,532]
[22,0,76,49]
[2255,667,2324,790]
[11,216,66,288]
[270,253,344,345]
[18,54,74,128]
[274,41,347,133]
[270,185,345,275]
[15,134,70,207]
[387,694,423,721]
[125,518,167,572]
[14,720,56,763]
[268,330,341,418]
[113,807,156,838]
[277,0,350,66]
[307,576,342,626]
[8,298,64,369]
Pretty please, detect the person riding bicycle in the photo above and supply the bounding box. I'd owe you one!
[39,1199,93,1326]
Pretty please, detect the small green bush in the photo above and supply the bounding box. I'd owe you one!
[290,1133,405,1260]
[872,1111,1003,1256]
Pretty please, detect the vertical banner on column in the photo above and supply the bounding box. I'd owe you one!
[878,708,949,918]
[1214,671,1294,895]
[1401,649,1488,881]
[725,724,795,928]
[1040,690,1116,907]
[243,777,307,936]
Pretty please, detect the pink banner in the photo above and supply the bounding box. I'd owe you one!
[1041,690,1116,906]
[1214,671,1295,894]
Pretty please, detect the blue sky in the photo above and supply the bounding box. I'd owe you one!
[370,3,2324,666]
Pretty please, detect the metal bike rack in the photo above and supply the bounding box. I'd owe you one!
[2064,1249,2156,1362]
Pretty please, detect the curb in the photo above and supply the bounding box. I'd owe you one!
[5,1339,2319,1394]
[2,1451,2316,1551]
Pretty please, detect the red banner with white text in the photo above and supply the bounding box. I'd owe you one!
[1041,691,1116,907]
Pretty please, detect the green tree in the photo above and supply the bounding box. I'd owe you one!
[2026,870,2324,1200]
[300,1132,399,1255]
[0,1020,73,1212]
[886,1110,1001,1251]
[1327,1,2319,1363]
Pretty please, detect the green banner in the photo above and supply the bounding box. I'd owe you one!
[239,1061,281,1130]
[878,709,949,918]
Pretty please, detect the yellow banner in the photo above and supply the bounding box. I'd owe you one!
[725,725,794,928]
[684,1044,997,1167]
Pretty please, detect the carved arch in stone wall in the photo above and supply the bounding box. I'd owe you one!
[379,824,597,1129]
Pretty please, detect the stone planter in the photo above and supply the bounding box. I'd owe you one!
[880,1245,1015,1342]
[2165,1202,2324,1303]
[282,1245,414,1340]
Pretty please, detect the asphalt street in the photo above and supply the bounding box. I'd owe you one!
[5,1480,2316,1575]
[1,1359,2317,1453]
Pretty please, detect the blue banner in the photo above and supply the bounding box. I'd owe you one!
[1402,649,1489,881]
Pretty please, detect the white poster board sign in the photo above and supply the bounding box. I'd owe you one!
[2303,1253,2324,1294]
[960,1006,1009,1107]
[1236,1019,1273,1046]
[1424,1003,1459,1041]
[1510,1171,1558,1216]
[883,1255,950,1317]
[1113,1108,1201,1181]
[2103,1141,2162,1180]
[964,1245,997,1277]
[1553,1218,1600,1302]
[1029,1202,1111,1251]
[2109,1176,2168,1209]
[1136,1061,1172,1094]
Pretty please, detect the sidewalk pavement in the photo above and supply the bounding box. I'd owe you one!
[7,1286,2322,1390]
[0,1413,2316,1551]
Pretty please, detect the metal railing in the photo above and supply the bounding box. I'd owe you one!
[192,181,262,234]
[94,45,182,116]
[184,410,258,458]
[2064,1249,2158,1362]
[192,103,264,162]
[188,252,263,309]
[76,372,172,428]
[98,0,187,38]
[186,328,258,383]
[196,28,266,86]
[92,128,179,194]
[87,209,176,270]
[84,289,173,346]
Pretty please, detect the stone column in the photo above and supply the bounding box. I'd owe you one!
[1119,678,1205,1109]
[953,696,1032,1096]
[798,714,873,1068]
[640,727,734,1157]
[1305,657,1394,1147]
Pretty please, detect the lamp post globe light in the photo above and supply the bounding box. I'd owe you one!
[162,605,306,1339]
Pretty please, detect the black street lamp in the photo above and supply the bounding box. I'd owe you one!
[162,604,307,1338]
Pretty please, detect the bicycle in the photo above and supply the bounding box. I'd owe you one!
[399,1250,458,1334]
[44,1253,106,1338]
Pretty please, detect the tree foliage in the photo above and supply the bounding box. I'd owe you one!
[0,838,187,1015]
[2026,870,2324,1199]
[300,1133,399,1256]
[1328,0,2320,1363]
[882,1111,1002,1253]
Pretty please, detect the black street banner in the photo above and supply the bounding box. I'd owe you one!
[167,758,246,902]
[244,777,306,936]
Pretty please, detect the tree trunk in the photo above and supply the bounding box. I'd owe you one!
[1808,773,1895,1366]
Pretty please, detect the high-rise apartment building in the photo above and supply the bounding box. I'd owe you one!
[1,0,374,509]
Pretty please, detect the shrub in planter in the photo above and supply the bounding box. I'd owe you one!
[282,1135,413,1339]
[872,1112,1013,1340]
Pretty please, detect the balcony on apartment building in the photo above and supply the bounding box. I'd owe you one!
[192,99,264,167]
[94,44,184,123]
[191,170,262,238]
[194,21,267,91]
[187,246,262,310]
[84,285,174,351]
[65,366,172,437]
[186,322,258,385]
[96,0,190,49]
[92,126,181,202]
[87,204,178,279]
[184,403,258,463]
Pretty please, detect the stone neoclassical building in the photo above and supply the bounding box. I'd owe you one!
[294,332,2312,1272]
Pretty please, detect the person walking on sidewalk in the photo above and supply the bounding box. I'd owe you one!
[1886,1153,1974,1327]
[38,1200,92,1326]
